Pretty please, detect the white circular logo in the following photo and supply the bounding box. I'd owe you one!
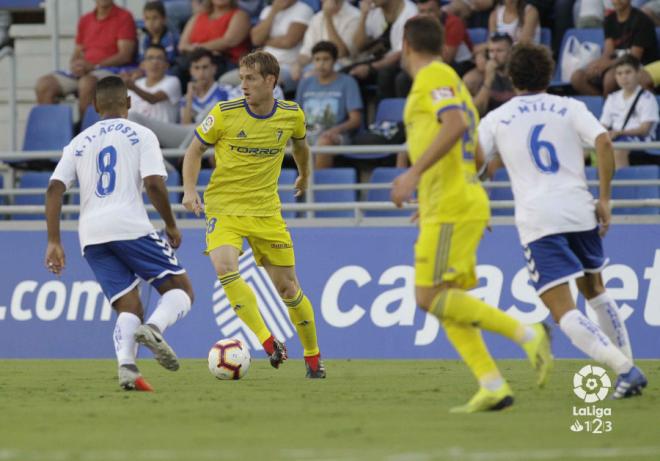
[201,114,214,134]
[573,365,611,402]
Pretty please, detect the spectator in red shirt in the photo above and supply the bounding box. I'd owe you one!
[177,0,251,82]
[394,0,474,96]
[418,0,474,75]
[35,0,137,117]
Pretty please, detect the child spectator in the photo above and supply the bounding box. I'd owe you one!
[296,41,363,169]
[126,45,182,123]
[600,54,659,168]
[139,1,179,65]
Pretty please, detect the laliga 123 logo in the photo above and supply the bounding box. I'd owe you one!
[573,365,611,402]
[212,249,295,351]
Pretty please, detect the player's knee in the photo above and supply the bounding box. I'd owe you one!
[276,279,299,299]
[216,263,239,277]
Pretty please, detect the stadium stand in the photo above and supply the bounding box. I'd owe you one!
[467,28,488,46]
[313,168,357,218]
[81,106,101,132]
[23,104,73,152]
[279,168,297,218]
[574,95,604,119]
[14,171,51,220]
[365,167,409,217]
[611,166,660,215]
[551,28,605,86]
[488,168,514,217]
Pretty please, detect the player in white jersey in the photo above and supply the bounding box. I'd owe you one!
[45,76,194,391]
[478,44,647,399]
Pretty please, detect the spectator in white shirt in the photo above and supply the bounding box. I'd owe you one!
[291,0,362,81]
[250,0,314,92]
[350,0,418,99]
[600,54,659,169]
[125,44,182,123]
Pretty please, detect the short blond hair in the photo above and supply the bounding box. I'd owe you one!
[239,51,280,88]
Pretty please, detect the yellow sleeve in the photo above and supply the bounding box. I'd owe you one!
[195,104,223,146]
[422,67,464,118]
[292,107,306,140]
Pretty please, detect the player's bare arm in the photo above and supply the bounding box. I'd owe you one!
[44,179,66,275]
[182,136,208,217]
[144,175,182,249]
[391,108,468,207]
[594,132,615,237]
[291,137,310,197]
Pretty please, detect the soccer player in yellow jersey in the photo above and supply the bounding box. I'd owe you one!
[181,51,325,378]
[390,16,552,412]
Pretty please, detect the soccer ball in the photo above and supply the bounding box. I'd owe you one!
[207,339,251,380]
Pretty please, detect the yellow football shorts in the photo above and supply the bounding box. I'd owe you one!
[205,214,296,267]
[415,220,487,289]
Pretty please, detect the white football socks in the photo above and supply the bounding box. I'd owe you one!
[146,288,192,334]
[114,312,141,366]
[559,309,633,375]
[588,292,633,360]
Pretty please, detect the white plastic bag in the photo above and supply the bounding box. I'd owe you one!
[560,35,602,82]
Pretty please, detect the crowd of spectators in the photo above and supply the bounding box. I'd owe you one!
[32,0,660,170]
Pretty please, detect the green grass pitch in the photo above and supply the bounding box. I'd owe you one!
[1,359,658,461]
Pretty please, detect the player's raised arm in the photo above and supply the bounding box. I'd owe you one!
[144,175,182,248]
[182,136,207,216]
[45,179,66,275]
[594,132,615,237]
[291,137,310,197]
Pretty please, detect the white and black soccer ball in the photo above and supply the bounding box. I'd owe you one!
[208,339,251,380]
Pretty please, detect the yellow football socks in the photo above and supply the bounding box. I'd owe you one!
[283,289,320,357]
[430,288,526,343]
[219,271,271,344]
[442,319,500,382]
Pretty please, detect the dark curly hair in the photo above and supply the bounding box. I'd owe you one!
[507,43,555,91]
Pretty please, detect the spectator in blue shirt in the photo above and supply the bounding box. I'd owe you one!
[296,41,363,169]
[140,1,179,66]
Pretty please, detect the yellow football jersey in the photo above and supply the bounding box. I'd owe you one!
[404,61,490,223]
[195,98,306,216]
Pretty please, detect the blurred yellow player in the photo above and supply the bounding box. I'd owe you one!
[181,51,325,378]
[390,16,552,412]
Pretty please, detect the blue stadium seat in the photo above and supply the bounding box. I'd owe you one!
[81,106,101,131]
[467,28,488,45]
[365,167,409,217]
[540,27,552,48]
[279,169,297,218]
[551,28,605,85]
[611,166,660,215]
[489,168,514,216]
[23,105,73,151]
[300,0,320,12]
[375,98,406,123]
[345,99,405,161]
[574,96,604,119]
[313,168,357,217]
[14,172,51,220]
